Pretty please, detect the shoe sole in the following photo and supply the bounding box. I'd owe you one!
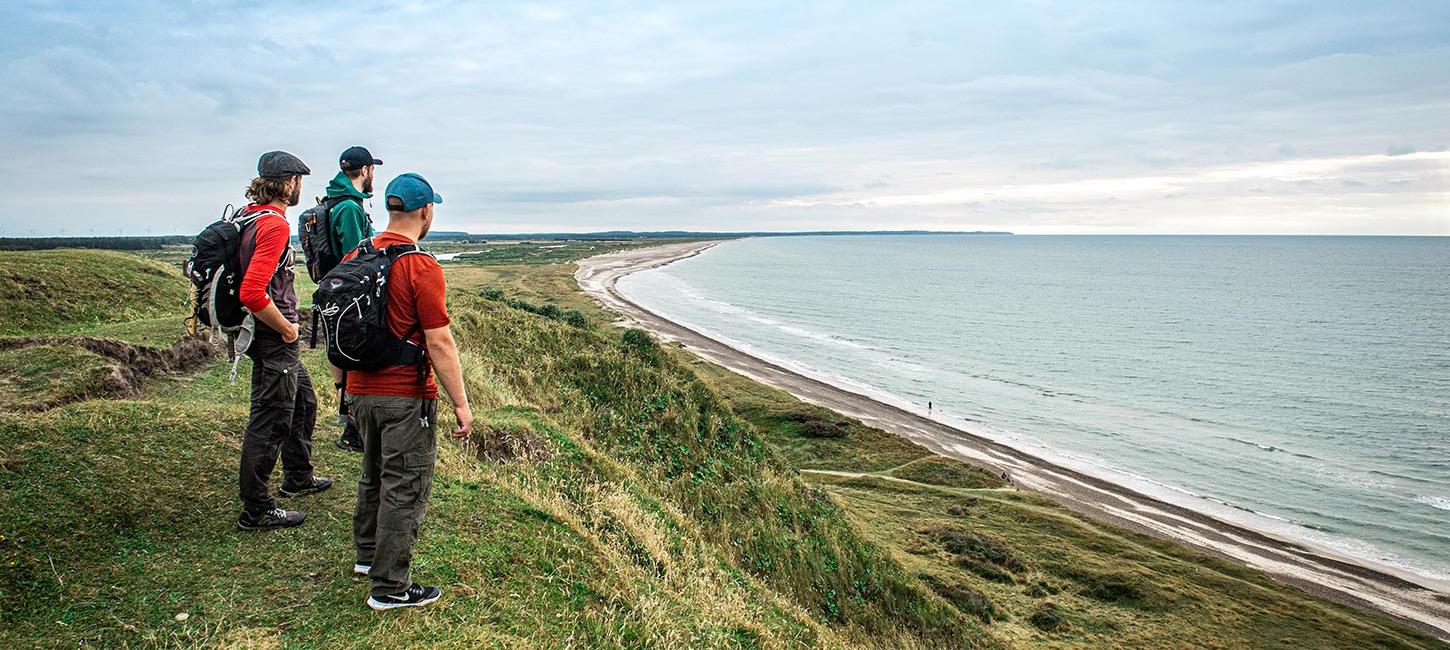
[278,483,333,498]
[366,593,441,611]
[236,519,304,531]
[354,564,370,576]
[335,442,364,453]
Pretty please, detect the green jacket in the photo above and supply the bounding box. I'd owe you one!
[324,171,374,256]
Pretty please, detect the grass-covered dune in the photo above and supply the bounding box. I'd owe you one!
[0,249,186,339]
[0,245,1442,648]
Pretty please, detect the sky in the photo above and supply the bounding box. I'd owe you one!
[1,0,1448,236]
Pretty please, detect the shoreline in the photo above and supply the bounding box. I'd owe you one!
[576,239,1450,640]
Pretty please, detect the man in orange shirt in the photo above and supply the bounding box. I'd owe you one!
[345,172,472,610]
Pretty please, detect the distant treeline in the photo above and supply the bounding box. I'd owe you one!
[0,236,191,251]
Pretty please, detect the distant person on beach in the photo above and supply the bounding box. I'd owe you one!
[343,172,473,610]
[235,151,333,531]
[326,146,383,454]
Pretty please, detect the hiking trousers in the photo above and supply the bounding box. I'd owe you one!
[238,330,317,514]
[349,394,438,597]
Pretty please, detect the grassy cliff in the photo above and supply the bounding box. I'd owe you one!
[0,245,1441,648]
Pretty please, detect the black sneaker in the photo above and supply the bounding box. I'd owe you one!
[237,507,305,531]
[278,476,334,498]
[367,583,442,611]
[336,424,364,453]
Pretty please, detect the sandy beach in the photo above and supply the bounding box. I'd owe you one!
[577,239,1450,640]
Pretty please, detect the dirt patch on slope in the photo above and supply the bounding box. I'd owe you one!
[0,334,221,410]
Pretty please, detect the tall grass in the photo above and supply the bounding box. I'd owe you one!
[449,296,995,647]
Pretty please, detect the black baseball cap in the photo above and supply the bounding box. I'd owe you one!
[257,151,311,179]
[340,146,383,171]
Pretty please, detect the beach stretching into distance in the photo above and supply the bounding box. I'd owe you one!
[577,240,1450,640]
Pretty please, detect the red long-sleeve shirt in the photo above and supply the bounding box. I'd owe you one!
[238,205,291,315]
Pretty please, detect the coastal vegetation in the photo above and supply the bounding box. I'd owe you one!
[0,246,1441,648]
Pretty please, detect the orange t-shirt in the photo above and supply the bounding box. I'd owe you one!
[343,232,450,399]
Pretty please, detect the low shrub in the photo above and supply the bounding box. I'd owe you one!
[561,309,588,327]
[919,573,997,622]
[1029,602,1063,631]
[889,456,1005,489]
[479,287,589,328]
[799,419,847,439]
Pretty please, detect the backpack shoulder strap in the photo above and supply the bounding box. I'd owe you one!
[238,205,284,225]
[322,195,357,211]
[382,243,421,259]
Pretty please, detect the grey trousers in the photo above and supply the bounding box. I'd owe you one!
[349,394,438,596]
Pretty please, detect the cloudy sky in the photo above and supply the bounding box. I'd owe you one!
[2,1,1447,235]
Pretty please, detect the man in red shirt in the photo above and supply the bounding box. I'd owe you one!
[235,151,333,532]
[346,172,472,610]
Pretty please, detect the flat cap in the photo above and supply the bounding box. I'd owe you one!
[257,150,311,179]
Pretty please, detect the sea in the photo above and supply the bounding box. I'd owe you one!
[615,235,1450,585]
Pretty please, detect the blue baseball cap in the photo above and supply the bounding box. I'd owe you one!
[384,172,443,211]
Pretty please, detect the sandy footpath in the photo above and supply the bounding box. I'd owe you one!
[577,240,1450,639]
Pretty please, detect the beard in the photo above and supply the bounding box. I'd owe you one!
[288,182,302,206]
[362,170,374,194]
[419,215,432,240]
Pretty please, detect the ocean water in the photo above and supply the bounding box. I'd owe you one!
[616,235,1450,584]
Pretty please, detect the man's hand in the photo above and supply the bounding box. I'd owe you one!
[281,322,300,344]
[451,402,473,440]
[254,303,299,343]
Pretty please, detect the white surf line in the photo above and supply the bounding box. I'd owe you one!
[797,468,1016,491]
[575,241,1450,640]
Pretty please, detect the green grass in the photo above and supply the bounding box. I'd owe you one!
[0,247,1442,649]
[0,249,187,338]
[0,351,835,648]
[0,344,119,411]
[886,456,1004,489]
[442,241,628,266]
[0,249,991,648]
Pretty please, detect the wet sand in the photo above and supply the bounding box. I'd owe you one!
[576,240,1450,640]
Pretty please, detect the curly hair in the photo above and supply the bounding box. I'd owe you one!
[245,176,292,205]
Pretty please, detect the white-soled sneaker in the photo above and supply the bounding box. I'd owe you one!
[367,583,442,611]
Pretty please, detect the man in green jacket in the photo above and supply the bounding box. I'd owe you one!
[329,146,381,453]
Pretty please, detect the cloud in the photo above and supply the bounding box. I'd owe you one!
[0,0,1448,235]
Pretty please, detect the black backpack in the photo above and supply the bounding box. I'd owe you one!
[297,195,360,282]
[312,240,431,376]
[183,204,269,334]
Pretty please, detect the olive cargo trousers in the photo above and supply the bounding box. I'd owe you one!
[349,394,438,597]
